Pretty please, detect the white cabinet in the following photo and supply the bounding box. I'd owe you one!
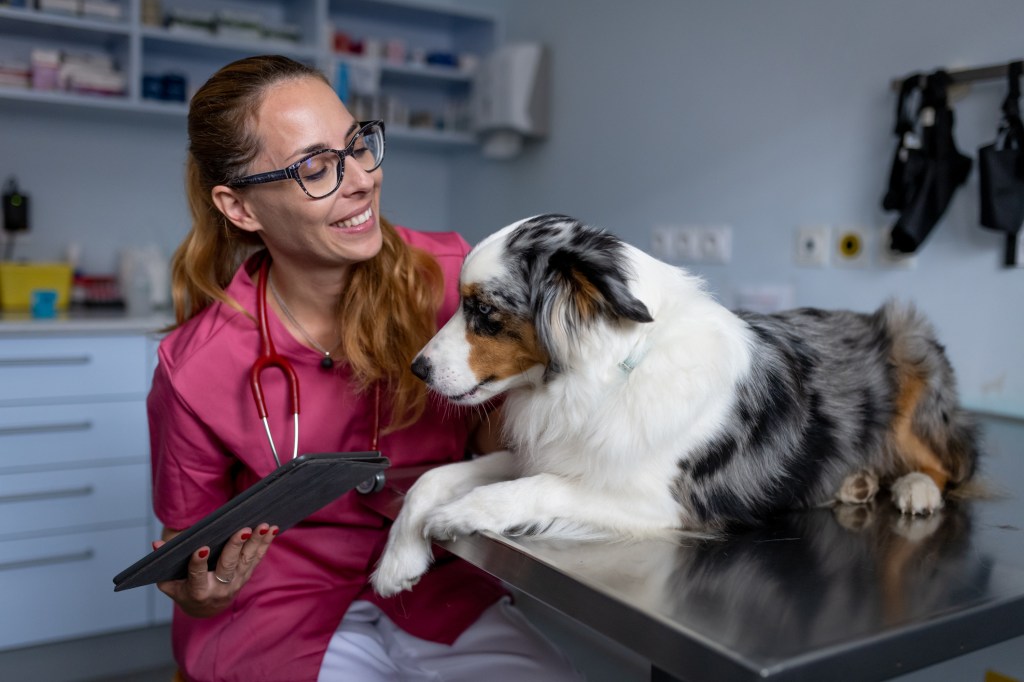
[0,331,159,650]
[0,0,499,148]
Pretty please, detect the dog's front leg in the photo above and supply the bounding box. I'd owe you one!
[371,451,515,596]
[423,473,672,541]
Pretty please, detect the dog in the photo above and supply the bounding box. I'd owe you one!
[371,213,978,597]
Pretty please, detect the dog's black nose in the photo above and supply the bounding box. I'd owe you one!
[410,355,432,382]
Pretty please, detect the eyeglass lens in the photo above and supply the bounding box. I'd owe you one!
[297,122,385,198]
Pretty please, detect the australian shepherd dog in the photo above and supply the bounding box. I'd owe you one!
[371,214,978,597]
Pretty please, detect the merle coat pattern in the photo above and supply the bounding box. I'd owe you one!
[371,214,978,597]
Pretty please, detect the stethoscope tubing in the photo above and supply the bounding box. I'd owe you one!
[251,255,383,491]
[252,257,301,468]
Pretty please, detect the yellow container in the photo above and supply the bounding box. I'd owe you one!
[0,262,73,312]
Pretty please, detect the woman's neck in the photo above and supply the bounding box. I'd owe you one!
[266,259,348,351]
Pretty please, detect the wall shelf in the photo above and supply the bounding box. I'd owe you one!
[0,0,498,149]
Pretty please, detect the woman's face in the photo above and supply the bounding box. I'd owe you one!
[234,76,383,274]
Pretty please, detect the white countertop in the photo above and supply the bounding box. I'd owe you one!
[0,308,173,336]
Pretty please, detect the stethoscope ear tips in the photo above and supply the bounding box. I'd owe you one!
[356,470,386,495]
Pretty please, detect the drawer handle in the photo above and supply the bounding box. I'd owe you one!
[0,421,93,437]
[0,549,95,572]
[0,485,95,504]
[0,355,92,367]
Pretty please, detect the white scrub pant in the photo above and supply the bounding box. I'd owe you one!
[317,597,583,681]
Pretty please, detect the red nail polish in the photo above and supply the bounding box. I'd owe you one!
[240,532,252,541]
[259,527,269,536]
[198,549,209,559]
[271,528,279,536]
[152,541,159,551]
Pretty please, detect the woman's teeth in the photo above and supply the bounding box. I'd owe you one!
[335,208,372,229]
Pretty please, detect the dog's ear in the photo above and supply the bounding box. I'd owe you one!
[534,245,653,372]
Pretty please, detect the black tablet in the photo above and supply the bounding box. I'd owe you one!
[113,451,389,591]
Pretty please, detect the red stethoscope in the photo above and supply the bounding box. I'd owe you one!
[250,257,384,492]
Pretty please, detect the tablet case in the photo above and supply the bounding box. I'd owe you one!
[113,451,389,591]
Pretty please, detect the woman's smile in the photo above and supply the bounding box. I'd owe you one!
[330,206,376,234]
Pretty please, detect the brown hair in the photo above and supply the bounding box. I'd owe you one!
[171,55,444,431]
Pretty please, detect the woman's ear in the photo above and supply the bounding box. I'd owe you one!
[211,186,261,234]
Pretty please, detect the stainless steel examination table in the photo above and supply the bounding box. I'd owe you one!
[364,413,1024,682]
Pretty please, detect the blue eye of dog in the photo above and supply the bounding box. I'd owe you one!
[477,303,493,315]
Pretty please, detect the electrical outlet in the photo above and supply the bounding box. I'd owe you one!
[674,226,700,262]
[795,225,830,267]
[834,226,872,268]
[697,225,732,264]
[650,226,675,261]
[878,224,916,269]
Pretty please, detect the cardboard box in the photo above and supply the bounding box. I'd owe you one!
[0,262,73,312]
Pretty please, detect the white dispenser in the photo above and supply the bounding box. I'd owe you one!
[473,43,550,159]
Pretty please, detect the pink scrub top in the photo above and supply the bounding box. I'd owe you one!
[148,227,506,682]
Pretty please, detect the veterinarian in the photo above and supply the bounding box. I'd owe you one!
[146,55,580,682]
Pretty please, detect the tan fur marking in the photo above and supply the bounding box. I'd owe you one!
[460,284,549,382]
[569,268,601,321]
[467,317,548,382]
[892,374,949,490]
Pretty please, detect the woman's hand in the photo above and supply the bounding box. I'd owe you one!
[154,523,278,618]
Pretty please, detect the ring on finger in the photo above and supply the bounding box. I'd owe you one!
[214,574,232,584]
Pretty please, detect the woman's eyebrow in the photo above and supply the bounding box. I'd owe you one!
[292,123,361,158]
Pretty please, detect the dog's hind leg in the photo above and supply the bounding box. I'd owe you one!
[882,305,978,515]
[372,451,517,596]
[890,373,950,515]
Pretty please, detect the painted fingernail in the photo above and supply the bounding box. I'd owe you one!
[198,549,209,559]
[240,532,252,541]
[259,527,269,536]
[271,528,279,536]
[152,541,160,551]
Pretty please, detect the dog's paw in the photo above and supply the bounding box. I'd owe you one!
[370,536,433,597]
[893,511,944,541]
[832,502,876,531]
[891,472,944,515]
[836,470,879,505]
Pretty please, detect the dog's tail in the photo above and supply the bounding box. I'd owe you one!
[879,301,979,490]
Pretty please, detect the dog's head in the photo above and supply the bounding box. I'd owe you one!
[411,214,653,404]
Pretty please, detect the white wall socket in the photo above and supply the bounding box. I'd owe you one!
[698,225,732,264]
[834,226,872,268]
[651,224,731,263]
[674,226,700,262]
[878,224,916,269]
[795,225,830,267]
[650,225,675,261]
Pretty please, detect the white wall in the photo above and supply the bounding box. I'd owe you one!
[448,0,1024,416]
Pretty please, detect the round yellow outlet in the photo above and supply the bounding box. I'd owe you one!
[839,231,863,259]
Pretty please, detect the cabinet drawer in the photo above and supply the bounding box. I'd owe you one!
[0,526,150,650]
[0,335,149,403]
[0,463,148,537]
[0,400,147,470]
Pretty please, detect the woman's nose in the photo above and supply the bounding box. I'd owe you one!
[341,156,376,195]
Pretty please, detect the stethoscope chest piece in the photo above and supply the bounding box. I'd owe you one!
[356,470,387,494]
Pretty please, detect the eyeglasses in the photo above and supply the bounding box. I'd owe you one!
[227,120,386,199]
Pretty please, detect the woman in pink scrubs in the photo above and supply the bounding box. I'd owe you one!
[148,55,579,682]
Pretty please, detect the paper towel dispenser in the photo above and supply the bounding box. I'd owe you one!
[473,43,550,159]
